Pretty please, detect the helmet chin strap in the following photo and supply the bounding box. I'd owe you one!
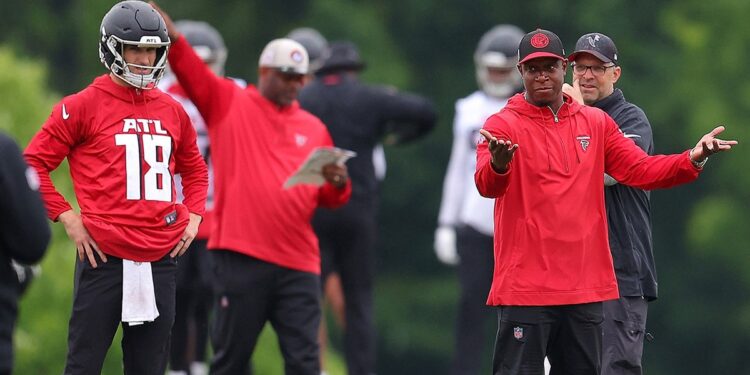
[121,62,158,89]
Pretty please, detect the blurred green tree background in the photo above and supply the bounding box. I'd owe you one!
[1,0,747,374]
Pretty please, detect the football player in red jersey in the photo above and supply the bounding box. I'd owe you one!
[23,2,207,374]
[152,2,351,374]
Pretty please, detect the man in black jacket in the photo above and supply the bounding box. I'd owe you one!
[0,132,50,375]
[565,33,654,375]
[298,41,437,375]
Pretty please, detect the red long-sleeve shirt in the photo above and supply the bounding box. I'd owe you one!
[168,36,351,274]
[476,93,700,306]
[25,75,208,261]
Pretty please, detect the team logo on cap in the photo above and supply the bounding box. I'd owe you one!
[587,34,601,48]
[291,49,304,63]
[530,33,549,48]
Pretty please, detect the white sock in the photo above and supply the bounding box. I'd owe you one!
[191,361,209,375]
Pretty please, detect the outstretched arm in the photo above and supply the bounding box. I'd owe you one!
[150,1,234,127]
[688,125,738,166]
[478,129,518,174]
[605,121,737,190]
[474,124,517,198]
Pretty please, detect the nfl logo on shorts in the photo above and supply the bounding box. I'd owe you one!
[513,326,524,340]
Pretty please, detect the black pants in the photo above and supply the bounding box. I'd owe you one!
[493,303,604,375]
[601,297,648,375]
[64,254,177,375]
[209,250,321,375]
[314,201,377,375]
[169,239,213,372]
[451,225,495,375]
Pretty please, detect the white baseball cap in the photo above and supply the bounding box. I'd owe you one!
[258,38,309,75]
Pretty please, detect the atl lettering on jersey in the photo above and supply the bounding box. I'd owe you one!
[121,118,169,134]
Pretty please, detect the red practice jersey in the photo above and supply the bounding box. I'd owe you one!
[25,75,208,261]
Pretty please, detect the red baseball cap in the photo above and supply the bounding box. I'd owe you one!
[518,29,566,64]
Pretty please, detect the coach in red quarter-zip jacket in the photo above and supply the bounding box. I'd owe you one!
[153,3,351,374]
[475,29,737,375]
[477,88,704,308]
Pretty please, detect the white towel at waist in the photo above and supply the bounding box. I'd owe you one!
[121,260,159,326]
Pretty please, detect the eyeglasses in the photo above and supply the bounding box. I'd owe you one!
[572,63,616,77]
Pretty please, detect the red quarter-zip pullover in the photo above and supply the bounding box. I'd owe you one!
[476,93,700,306]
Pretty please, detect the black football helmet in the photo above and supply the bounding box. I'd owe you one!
[474,24,525,98]
[176,20,227,76]
[99,1,170,89]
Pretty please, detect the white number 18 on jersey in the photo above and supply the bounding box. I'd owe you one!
[115,133,173,202]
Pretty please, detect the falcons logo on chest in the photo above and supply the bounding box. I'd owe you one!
[576,135,591,151]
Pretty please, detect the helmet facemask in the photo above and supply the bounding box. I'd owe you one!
[475,52,521,99]
[474,25,525,99]
[102,33,170,89]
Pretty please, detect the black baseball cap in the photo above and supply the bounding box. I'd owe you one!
[517,29,565,64]
[568,33,618,65]
[317,41,366,75]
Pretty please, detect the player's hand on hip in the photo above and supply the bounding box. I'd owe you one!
[322,163,349,189]
[690,125,738,162]
[479,129,518,173]
[171,213,202,258]
[58,210,107,268]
